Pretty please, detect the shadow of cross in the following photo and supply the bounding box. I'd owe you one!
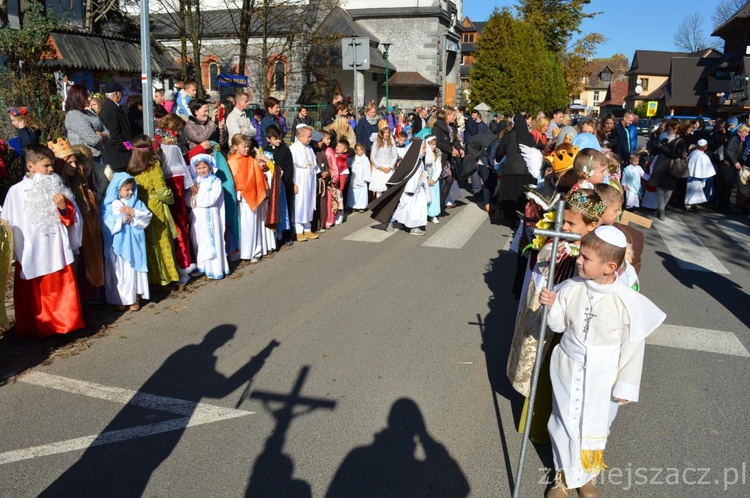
[245,366,336,497]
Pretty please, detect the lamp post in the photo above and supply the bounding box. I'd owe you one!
[382,43,392,110]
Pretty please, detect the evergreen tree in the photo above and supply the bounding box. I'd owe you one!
[470,9,567,115]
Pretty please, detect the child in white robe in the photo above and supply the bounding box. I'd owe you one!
[187,156,229,279]
[684,139,716,211]
[539,226,665,498]
[424,136,442,223]
[621,153,645,210]
[348,143,371,211]
[391,140,428,234]
[101,172,152,310]
[288,125,320,241]
[227,135,277,260]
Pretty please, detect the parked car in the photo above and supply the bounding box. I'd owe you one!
[636,119,652,136]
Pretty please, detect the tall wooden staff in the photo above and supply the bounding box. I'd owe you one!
[512,199,581,498]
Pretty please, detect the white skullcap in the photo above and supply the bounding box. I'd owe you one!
[697,139,708,147]
[594,225,627,248]
[424,135,436,142]
[296,123,310,129]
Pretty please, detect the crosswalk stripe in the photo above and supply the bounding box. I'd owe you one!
[422,202,487,249]
[653,217,730,274]
[343,222,396,243]
[647,324,750,357]
[711,218,750,254]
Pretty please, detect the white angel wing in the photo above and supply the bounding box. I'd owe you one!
[519,144,543,180]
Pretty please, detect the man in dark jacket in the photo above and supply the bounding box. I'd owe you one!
[411,107,428,136]
[99,82,133,172]
[320,93,342,128]
[613,111,635,165]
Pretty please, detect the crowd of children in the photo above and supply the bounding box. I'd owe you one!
[503,133,665,497]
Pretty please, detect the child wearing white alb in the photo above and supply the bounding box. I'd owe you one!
[621,153,645,209]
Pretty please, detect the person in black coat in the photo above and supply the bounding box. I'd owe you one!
[432,107,464,216]
[647,119,689,220]
[613,111,635,165]
[98,82,133,172]
[496,114,536,226]
[411,108,428,136]
[320,94,342,129]
[267,124,296,246]
[717,124,749,212]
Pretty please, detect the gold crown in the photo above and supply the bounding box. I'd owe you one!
[47,138,74,159]
[546,145,578,173]
[565,188,605,220]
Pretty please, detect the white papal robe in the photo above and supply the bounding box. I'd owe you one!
[685,149,716,206]
[545,277,665,488]
[289,140,319,228]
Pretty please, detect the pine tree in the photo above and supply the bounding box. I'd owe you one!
[470,9,567,114]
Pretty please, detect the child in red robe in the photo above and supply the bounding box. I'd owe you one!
[1,144,84,337]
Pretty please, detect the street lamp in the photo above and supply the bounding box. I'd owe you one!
[382,43,392,110]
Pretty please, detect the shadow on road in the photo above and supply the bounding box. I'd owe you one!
[40,325,278,497]
[245,366,335,498]
[655,250,750,328]
[479,248,555,494]
[325,398,469,497]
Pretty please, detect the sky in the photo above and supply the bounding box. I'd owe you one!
[462,0,726,61]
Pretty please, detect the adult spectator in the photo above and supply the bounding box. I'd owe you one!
[547,109,564,140]
[291,106,312,141]
[126,94,144,136]
[64,83,108,161]
[225,92,256,144]
[260,96,283,148]
[601,113,618,151]
[433,106,464,216]
[412,107,429,136]
[321,93,343,128]
[489,114,506,134]
[462,107,478,143]
[99,82,133,172]
[717,123,749,213]
[628,114,639,153]
[183,98,227,151]
[530,117,549,149]
[614,111,635,163]
[355,104,380,155]
[154,89,168,115]
[473,110,490,135]
[648,119,689,220]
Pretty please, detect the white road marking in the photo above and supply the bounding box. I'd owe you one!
[647,324,750,357]
[343,222,396,243]
[711,218,750,254]
[0,372,254,465]
[653,217,730,274]
[422,203,487,249]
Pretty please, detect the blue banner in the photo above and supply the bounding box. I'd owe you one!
[217,74,248,87]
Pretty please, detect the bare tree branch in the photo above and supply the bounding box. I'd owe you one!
[712,0,746,28]
[673,11,709,52]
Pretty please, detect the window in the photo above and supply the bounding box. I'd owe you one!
[209,63,219,92]
[600,71,611,82]
[641,78,649,91]
[462,33,474,43]
[593,90,600,105]
[274,60,285,91]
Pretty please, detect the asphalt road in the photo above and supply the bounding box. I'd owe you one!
[0,193,748,498]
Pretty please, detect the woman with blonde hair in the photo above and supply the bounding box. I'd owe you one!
[530,116,549,148]
[355,103,380,155]
[324,115,356,148]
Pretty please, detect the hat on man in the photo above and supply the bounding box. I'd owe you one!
[728,117,739,127]
[697,139,708,147]
[102,82,125,93]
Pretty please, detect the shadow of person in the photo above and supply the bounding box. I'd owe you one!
[326,398,470,498]
[40,325,279,497]
[655,250,750,328]
[245,366,335,498]
[478,249,555,492]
